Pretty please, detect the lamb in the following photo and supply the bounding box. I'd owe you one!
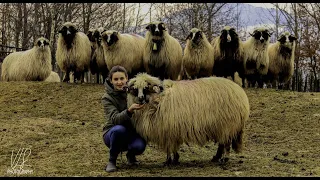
[264,32,297,89]
[211,26,246,87]
[56,22,91,83]
[127,73,250,165]
[1,37,51,81]
[87,27,108,83]
[243,27,272,88]
[101,30,145,79]
[45,71,61,82]
[143,21,183,80]
[182,28,214,79]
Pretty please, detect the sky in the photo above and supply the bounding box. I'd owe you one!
[137,3,279,24]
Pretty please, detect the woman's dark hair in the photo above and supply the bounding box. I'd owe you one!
[107,65,128,82]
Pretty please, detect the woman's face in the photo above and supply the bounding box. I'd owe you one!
[111,72,128,91]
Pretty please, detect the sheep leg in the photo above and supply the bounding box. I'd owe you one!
[164,153,172,166]
[172,152,180,165]
[73,71,80,83]
[242,78,246,88]
[63,69,70,82]
[211,143,230,164]
[80,72,85,83]
[257,78,264,88]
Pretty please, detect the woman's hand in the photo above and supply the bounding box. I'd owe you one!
[128,103,145,113]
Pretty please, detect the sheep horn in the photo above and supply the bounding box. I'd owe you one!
[122,85,129,92]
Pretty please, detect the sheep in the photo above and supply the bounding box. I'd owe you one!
[1,37,52,81]
[126,73,250,165]
[211,26,246,87]
[182,28,214,80]
[101,30,145,79]
[45,71,61,82]
[143,21,183,80]
[264,32,297,89]
[87,27,108,83]
[56,22,91,83]
[243,27,272,88]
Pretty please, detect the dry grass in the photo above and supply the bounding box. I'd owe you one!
[0,81,319,177]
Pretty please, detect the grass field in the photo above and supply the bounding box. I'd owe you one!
[0,81,319,177]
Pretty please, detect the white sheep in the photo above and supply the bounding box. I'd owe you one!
[127,73,250,165]
[264,32,297,89]
[101,30,145,79]
[243,27,272,88]
[182,28,214,79]
[1,37,52,81]
[143,21,183,80]
[56,22,91,83]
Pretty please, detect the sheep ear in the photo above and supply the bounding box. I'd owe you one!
[186,33,192,40]
[161,23,166,30]
[122,85,129,92]
[268,32,273,37]
[152,85,163,93]
[249,33,254,37]
[291,36,297,41]
[128,79,136,87]
[146,25,150,30]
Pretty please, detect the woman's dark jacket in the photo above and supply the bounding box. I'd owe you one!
[101,80,134,136]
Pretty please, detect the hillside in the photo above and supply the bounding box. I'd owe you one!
[0,81,319,177]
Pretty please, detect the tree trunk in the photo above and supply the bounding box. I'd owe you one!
[50,4,57,71]
[304,74,308,92]
[122,3,126,33]
[15,3,22,47]
[22,3,29,49]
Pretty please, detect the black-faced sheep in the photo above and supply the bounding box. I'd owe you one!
[45,71,61,82]
[211,26,246,87]
[87,27,108,83]
[143,21,183,80]
[101,30,145,79]
[264,32,297,89]
[1,37,52,81]
[182,28,214,80]
[243,27,272,88]
[127,73,250,165]
[56,22,91,83]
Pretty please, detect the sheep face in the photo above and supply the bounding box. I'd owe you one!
[146,21,166,38]
[102,31,119,47]
[250,28,272,43]
[94,28,105,46]
[220,26,238,43]
[277,32,297,49]
[34,37,50,51]
[127,73,163,104]
[87,29,96,43]
[186,28,203,45]
[59,22,78,49]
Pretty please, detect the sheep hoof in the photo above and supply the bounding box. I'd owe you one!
[172,160,180,165]
[211,156,229,164]
[211,156,220,163]
[163,158,172,166]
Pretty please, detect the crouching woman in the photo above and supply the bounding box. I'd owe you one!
[101,65,146,172]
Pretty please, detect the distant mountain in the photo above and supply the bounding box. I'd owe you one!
[237,3,287,27]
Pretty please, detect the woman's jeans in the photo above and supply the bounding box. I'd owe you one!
[103,125,146,162]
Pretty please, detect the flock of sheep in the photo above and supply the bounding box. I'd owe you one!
[1,21,296,88]
[0,21,297,165]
